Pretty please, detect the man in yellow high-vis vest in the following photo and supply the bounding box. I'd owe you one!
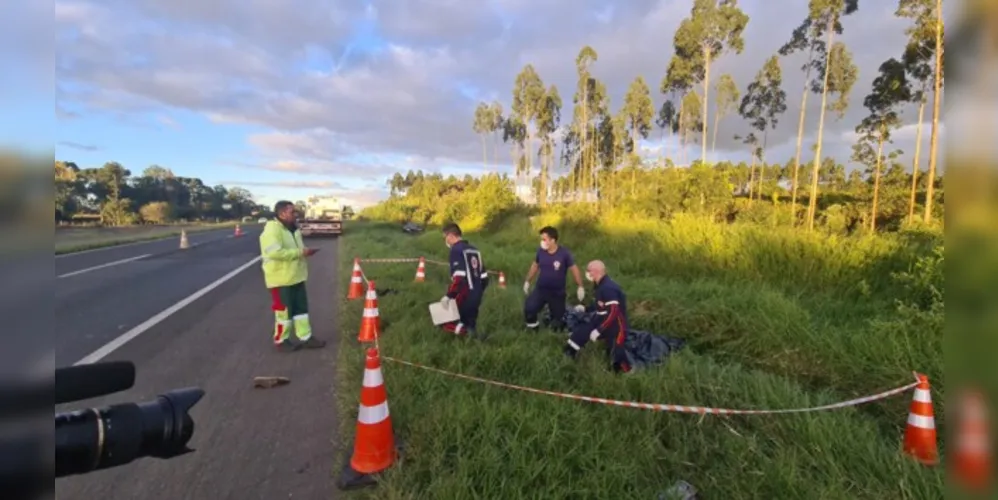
[260,200,326,352]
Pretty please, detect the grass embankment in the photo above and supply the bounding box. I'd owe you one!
[335,216,944,499]
[54,222,247,254]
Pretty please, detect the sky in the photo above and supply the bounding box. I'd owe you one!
[40,0,954,209]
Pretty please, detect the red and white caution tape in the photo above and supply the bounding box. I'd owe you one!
[383,356,920,416]
[360,257,503,275]
[360,257,422,263]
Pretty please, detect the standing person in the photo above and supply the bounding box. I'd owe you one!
[523,226,585,332]
[260,200,326,352]
[440,223,488,339]
[564,260,631,373]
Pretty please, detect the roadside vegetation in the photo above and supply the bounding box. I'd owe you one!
[337,212,942,498]
[338,2,944,494]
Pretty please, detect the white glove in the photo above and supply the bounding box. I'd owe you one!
[440,296,451,307]
[523,281,530,294]
[576,286,585,302]
[573,304,586,313]
[589,329,600,341]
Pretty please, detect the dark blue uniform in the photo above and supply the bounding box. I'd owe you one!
[525,246,575,331]
[564,275,631,373]
[442,240,488,336]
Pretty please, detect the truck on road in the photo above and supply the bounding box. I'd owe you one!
[299,196,344,237]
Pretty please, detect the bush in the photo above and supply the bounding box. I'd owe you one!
[362,173,520,230]
[99,198,137,226]
[139,201,174,224]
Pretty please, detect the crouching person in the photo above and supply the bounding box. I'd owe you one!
[439,223,489,339]
[563,260,631,373]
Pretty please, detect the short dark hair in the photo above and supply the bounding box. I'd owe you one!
[274,200,295,214]
[539,226,558,242]
[442,223,462,237]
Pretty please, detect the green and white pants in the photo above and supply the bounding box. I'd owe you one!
[269,282,312,343]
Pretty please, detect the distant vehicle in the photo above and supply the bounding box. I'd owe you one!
[257,217,267,223]
[402,222,424,234]
[300,196,344,237]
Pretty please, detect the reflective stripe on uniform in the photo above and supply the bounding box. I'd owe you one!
[453,270,467,277]
[263,243,281,253]
[567,339,581,351]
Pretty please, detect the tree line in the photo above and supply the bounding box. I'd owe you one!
[55,161,263,225]
[469,0,944,232]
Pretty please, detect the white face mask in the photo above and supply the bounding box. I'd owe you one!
[585,272,593,282]
[540,240,550,251]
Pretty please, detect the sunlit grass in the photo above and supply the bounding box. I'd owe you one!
[335,218,943,499]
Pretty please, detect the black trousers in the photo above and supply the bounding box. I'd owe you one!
[524,288,566,329]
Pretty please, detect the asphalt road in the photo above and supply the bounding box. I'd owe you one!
[54,231,343,500]
[55,227,243,278]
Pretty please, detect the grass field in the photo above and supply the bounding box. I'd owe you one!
[54,222,245,254]
[335,216,944,499]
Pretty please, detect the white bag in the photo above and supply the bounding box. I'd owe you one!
[428,300,460,325]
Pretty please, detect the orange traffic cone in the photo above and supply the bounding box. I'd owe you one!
[338,347,399,490]
[179,230,190,250]
[347,259,364,300]
[357,281,381,343]
[498,272,507,289]
[951,389,992,493]
[902,373,939,465]
[414,257,426,282]
[234,224,243,237]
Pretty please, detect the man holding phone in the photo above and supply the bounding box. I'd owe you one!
[260,200,326,352]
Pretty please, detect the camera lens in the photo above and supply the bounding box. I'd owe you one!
[55,388,204,477]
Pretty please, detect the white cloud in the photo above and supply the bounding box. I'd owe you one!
[218,180,345,189]
[56,0,957,186]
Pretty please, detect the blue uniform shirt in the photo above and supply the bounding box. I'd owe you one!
[592,275,628,337]
[535,246,575,291]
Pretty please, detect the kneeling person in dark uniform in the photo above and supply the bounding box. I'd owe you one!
[564,260,631,373]
[439,223,489,339]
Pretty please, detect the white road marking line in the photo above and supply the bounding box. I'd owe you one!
[54,227,250,259]
[55,237,166,259]
[57,254,153,279]
[74,255,263,365]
